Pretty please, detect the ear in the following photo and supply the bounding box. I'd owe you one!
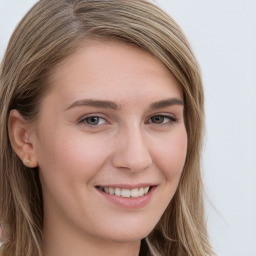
[8,109,38,168]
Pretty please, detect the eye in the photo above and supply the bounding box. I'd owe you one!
[79,116,107,126]
[149,115,176,125]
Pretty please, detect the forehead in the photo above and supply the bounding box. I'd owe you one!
[45,40,183,107]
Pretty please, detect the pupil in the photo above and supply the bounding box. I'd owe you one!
[86,117,99,125]
[152,116,164,124]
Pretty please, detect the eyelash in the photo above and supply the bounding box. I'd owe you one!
[78,113,177,128]
[147,114,177,125]
[78,114,108,128]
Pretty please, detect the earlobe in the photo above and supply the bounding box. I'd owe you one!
[8,109,38,168]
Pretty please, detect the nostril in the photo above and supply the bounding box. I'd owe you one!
[112,153,152,172]
[111,133,152,171]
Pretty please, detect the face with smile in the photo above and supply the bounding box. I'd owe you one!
[28,40,187,254]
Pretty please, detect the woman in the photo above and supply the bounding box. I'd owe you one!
[0,0,215,255]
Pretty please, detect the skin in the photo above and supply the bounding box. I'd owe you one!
[9,40,187,256]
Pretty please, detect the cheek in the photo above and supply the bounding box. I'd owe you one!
[36,130,111,216]
[35,128,110,182]
[153,128,187,180]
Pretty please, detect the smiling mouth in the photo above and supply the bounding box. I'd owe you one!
[97,186,152,198]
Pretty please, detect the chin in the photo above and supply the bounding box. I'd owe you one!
[100,222,155,244]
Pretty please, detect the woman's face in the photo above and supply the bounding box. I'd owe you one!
[31,40,187,245]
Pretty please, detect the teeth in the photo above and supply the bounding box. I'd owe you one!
[100,186,151,198]
[138,187,144,197]
[121,189,131,198]
[130,188,139,197]
[109,188,115,195]
[144,187,150,194]
[115,188,121,196]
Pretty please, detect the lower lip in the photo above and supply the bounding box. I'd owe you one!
[96,187,156,209]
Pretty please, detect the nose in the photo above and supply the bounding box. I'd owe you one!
[112,126,152,172]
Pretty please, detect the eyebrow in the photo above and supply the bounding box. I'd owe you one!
[66,99,120,111]
[66,98,184,111]
[149,98,184,109]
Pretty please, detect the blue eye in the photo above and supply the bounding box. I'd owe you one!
[80,116,106,126]
[149,115,176,124]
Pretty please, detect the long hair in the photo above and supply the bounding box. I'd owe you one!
[0,0,215,255]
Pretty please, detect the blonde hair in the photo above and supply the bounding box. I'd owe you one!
[0,0,215,255]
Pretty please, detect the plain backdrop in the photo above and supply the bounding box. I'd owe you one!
[0,1,256,255]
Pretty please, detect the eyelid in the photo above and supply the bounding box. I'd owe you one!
[77,113,109,126]
[76,112,178,128]
[147,113,178,124]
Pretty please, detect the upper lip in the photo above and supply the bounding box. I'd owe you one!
[96,183,156,189]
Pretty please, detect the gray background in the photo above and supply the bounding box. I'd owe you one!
[1,1,256,255]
